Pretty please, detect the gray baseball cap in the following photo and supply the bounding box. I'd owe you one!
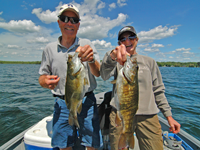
[118,26,137,40]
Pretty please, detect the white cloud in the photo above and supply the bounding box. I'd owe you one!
[92,39,113,49]
[175,48,191,51]
[138,25,180,43]
[183,51,193,54]
[78,13,127,40]
[144,48,159,52]
[31,6,60,24]
[75,0,127,40]
[27,37,49,43]
[8,45,20,49]
[152,43,164,48]
[109,3,116,11]
[117,0,127,7]
[31,1,127,40]
[11,52,18,55]
[0,30,58,61]
[97,1,106,9]
[92,39,116,59]
[138,44,149,48]
[0,20,41,33]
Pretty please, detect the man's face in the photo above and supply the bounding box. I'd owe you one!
[119,32,138,55]
[58,11,80,39]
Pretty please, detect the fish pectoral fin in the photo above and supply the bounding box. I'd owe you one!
[115,112,122,127]
[128,133,135,149]
[118,133,127,149]
[77,103,82,114]
[110,79,117,84]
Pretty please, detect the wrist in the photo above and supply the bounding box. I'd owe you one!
[110,50,116,61]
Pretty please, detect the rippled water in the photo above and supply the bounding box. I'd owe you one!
[0,64,199,146]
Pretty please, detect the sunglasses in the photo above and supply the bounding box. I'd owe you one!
[119,35,137,42]
[58,15,80,24]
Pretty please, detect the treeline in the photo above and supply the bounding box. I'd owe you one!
[157,62,200,67]
[0,61,41,64]
[1,60,200,67]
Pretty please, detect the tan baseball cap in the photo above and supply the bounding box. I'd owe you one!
[58,4,80,19]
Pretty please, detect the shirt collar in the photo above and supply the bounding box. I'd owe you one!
[57,36,79,51]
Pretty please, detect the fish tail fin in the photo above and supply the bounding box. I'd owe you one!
[128,133,135,149]
[74,118,80,128]
[118,133,127,149]
[68,111,80,128]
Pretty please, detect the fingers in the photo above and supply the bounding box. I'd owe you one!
[76,45,94,62]
[111,44,129,65]
[172,123,181,133]
[46,75,60,90]
[168,117,181,134]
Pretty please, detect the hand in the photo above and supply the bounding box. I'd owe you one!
[39,75,60,90]
[76,45,94,62]
[76,45,100,77]
[110,44,130,65]
[167,116,181,134]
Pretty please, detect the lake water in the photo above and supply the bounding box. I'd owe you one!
[0,64,199,146]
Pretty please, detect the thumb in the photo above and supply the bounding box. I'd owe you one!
[75,46,82,53]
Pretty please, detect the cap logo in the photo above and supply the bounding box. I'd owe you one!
[60,4,74,10]
[121,27,131,32]
[68,4,73,7]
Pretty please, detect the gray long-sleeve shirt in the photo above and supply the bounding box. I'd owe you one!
[100,51,172,118]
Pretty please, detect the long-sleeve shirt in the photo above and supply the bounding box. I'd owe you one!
[100,51,172,118]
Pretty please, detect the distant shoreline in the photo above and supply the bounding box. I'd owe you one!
[0,60,200,67]
[0,61,41,64]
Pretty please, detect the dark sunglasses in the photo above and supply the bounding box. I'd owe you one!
[119,35,137,42]
[58,15,80,24]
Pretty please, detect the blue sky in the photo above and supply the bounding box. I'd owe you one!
[0,0,199,62]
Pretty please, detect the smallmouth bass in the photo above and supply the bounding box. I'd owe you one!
[65,52,88,128]
[113,56,139,149]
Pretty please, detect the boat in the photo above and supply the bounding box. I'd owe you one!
[1,92,200,150]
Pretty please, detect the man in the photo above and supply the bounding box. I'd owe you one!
[100,26,181,150]
[38,4,102,150]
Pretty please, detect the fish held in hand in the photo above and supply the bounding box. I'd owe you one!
[65,52,88,128]
[112,56,139,149]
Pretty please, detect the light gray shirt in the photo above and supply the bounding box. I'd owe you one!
[100,51,172,118]
[39,36,100,95]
